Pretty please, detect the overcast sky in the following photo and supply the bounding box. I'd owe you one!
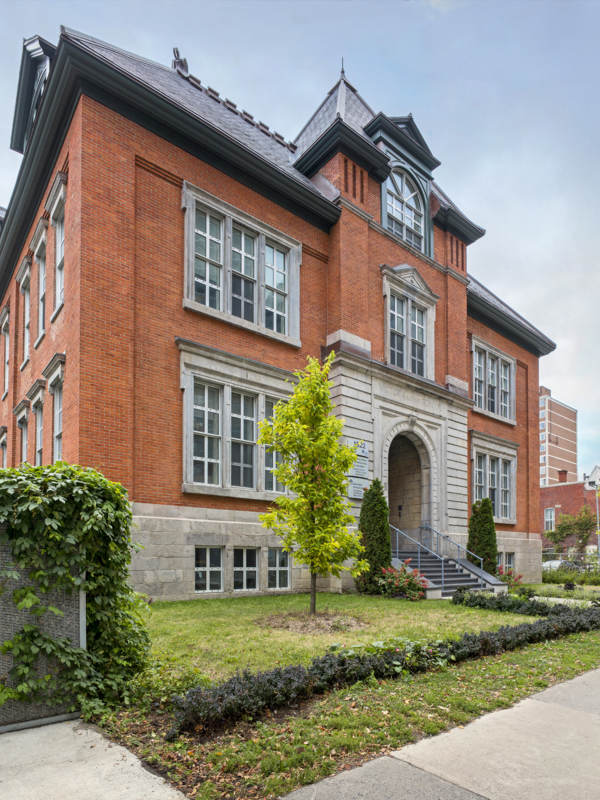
[1,0,598,475]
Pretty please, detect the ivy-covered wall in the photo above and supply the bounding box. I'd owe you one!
[0,540,85,732]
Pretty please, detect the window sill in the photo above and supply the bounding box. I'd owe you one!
[50,303,63,323]
[183,297,301,348]
[494,517,517,526]
[19,357,30,372]
[182,482,282,501]
[34,331,45,349]
[472,407,516,427]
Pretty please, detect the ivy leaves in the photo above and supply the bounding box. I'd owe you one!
[0,463,150,713]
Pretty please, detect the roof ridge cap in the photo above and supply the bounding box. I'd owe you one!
[178,71,296,152]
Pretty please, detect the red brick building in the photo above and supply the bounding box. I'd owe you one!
[0,29,555,596]
[540,466,600,550]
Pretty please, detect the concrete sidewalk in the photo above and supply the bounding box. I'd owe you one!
[285,668,600,800]
[0,719,185,800]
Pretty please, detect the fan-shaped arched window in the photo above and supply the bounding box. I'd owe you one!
[385,171,424,251]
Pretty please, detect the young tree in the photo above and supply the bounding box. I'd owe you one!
[355,479,391,594]
[467,498,498,575]
[258,352,367,614]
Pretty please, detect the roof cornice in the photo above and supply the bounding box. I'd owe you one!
[434,204,485,245]
[467,286,556,357]
[294,117,390,182]
[364,113,441,171]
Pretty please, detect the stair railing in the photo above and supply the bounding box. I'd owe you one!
[390,524,445,590]
[419,524,483,571]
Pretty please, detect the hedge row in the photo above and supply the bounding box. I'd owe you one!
[169,592,600,738]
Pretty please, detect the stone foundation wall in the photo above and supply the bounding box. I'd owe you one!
[130,504,543,599]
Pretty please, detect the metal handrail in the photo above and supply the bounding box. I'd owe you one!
[419,523,483,571]
[390,524,445,589]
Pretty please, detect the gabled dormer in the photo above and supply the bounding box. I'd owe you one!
[10,35,56,155]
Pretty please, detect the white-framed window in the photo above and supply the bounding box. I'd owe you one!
[192,381,221,486]
[194,546,223,592]
[54,206,65,310]
[540,409,546,419]
[472,432,517,523]
[504,552,515,570]
[474,453,513,519]
[52,383,63,462]
[16,257,31,368]
[544,507,555,532]
[33,401,43,465]
[180,341,291,500]
[1,311,9,397]
[264,398,284,493]
[22,279,30,365]
[382,266,437,381]
[472,340,515,421]
[496,551,503,570]
[267,547,290,589]
[37,247,46,340]
[231,391,256,489]
[385,170,424,251]
[182,183,301,345]
[45,172,67,317]
[233,547,259,591]
[389,293,426,377]
[540,421,545,431]
[17,415,28,464]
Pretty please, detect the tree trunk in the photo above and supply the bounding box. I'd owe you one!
[310,572,317,615]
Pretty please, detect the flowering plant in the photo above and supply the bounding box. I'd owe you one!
[497,564,523,588]
[377,560,428,600]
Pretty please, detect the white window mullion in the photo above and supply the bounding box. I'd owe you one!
[224,217,232,315]
[257,234,266,331]
[223,385,232,489]
[257,394,265,491]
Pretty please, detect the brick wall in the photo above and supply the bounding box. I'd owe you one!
[540,481,599,549]
[467,318,541,540]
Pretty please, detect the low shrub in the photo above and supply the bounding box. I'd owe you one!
[543,568,600,585]
[170,590,600,738]
[450,587,558,617]
[170,637,451,737]
[377,562,428,600]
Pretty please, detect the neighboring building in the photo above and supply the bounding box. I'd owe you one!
[539,386,577,486]
[540,466,600,551]
[0,29,555,597]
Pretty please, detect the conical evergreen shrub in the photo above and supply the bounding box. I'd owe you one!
[467,497,498,575]
[356,479,391,593]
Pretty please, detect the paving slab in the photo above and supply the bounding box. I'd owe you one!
[284,756,487,800]
[0,719,185,800]
[394,669,600,800]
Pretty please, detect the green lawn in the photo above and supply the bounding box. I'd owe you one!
[103,625,600,800]
[146,592,536,682]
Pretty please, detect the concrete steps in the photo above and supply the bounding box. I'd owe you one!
[392,550,488,597]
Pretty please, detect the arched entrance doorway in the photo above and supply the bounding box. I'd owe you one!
[388,433,431,538]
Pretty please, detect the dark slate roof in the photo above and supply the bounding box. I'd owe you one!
[293,69,375,155]
[60,27,328,201]
[0,207,5,236]
[467,273,555,356]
